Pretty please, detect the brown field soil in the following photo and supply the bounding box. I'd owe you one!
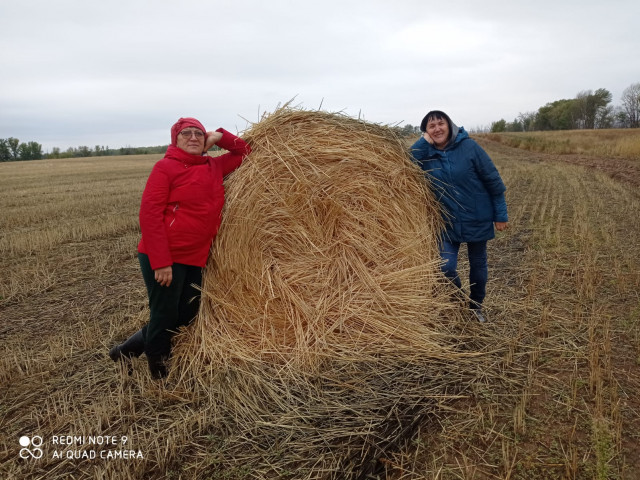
[1,139,639,479]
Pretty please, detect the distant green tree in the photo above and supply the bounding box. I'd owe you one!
[490,119,507,132]
[575,88,612,129]
[535,99,577,130]
[76,146,92,157]
[401,124,417,136]
[27,141,43,160]
[609,106,628,128]
[591,89,611,128]
[7,137,20,160]
[0,139,10,162]
[506,119,523,132]
[0,138,42,161]
[18,143,30,160]
[595,105,614,129]
[621,82,640,128]
[517,112,536,131]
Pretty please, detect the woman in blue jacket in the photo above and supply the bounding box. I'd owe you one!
[411,110,508,322]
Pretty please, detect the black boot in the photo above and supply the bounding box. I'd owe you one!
[147,355,168,380]
[109,329,145,362]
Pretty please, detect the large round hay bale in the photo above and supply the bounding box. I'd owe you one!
[172,107,485,479]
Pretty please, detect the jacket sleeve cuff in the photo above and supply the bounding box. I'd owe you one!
[491,193,508,222]
[149,256,173,271]
[215,128,247,153]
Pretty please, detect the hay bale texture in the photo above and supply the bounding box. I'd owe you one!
[172,107,485,479]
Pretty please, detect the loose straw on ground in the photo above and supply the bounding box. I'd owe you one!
[172,106,498,479]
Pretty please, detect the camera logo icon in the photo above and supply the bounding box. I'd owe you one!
[19,436,43,459]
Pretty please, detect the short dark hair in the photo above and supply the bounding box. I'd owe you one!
[419,110,453,134]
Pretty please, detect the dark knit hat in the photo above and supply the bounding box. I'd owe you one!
[419,110,453,133]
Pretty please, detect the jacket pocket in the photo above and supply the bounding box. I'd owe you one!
[471,193,493,222]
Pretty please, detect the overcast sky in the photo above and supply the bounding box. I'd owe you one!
[1,0,639,152]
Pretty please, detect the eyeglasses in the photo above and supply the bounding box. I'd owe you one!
[180,130,205,138]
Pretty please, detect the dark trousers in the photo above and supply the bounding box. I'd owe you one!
[138,253,202,358]
[439,239,488,309]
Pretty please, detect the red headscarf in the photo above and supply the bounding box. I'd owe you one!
[170,117,206,146]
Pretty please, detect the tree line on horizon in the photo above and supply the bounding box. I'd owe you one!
[0,141,169,162]
[489,82,640,133]
[2,82,639,162]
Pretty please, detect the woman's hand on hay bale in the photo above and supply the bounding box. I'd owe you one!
[154,266,173,287]
[204,131,224,153]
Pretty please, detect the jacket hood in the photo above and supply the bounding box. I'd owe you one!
[447,122,461,148]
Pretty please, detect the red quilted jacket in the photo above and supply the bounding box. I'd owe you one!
[137,128,251,269]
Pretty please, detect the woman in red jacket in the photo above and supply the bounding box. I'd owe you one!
[109,117,251,379]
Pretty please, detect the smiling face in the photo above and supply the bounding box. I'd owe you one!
[425,116,451,149]
[176,128,205,155]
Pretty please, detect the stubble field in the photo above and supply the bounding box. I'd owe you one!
[0,135,639,479]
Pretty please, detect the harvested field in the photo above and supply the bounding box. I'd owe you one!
[0,121,639,479]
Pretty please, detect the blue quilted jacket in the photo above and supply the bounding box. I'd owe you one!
[411,126,508,243]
